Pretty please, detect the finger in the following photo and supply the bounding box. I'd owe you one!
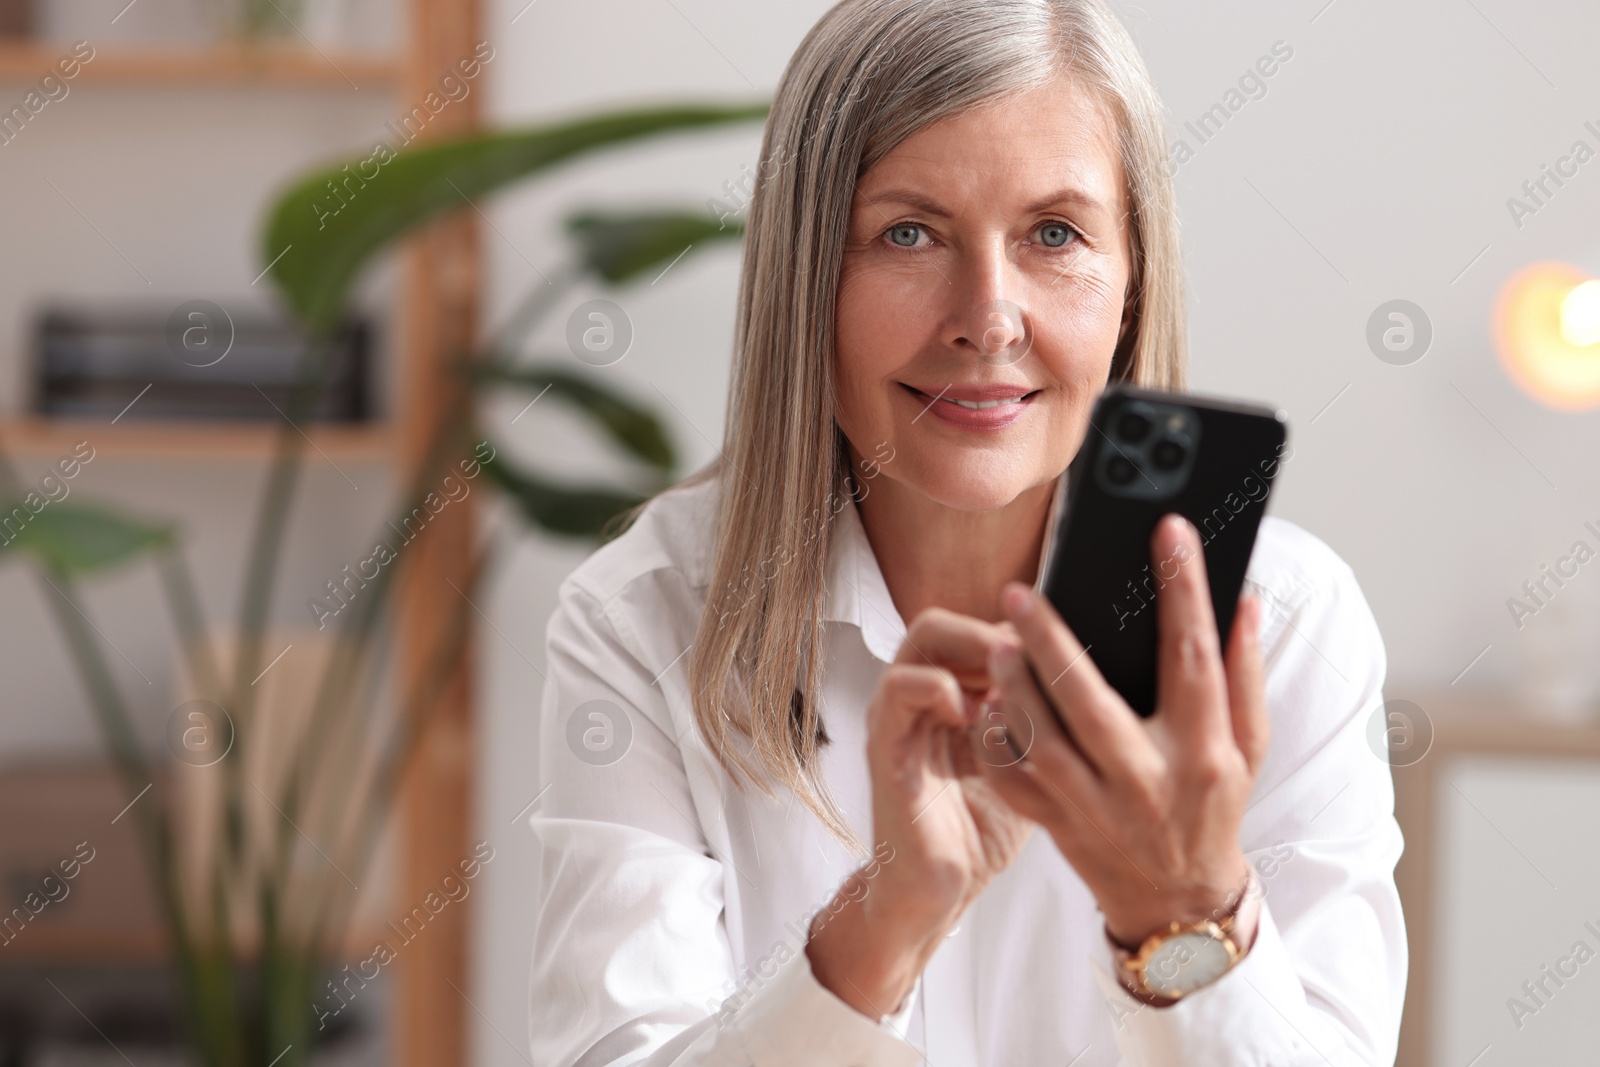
[985,643,1108,796]
[971,711,1119,858]
[1151,514,1229,738]
[869,663,968,751]
[997,583,1149,775]
[1225,591,1270,775]
[895,607,1010,690]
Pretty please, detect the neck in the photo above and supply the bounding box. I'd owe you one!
[853,467,1056,626]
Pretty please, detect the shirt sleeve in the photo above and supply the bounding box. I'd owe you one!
[528,577,924,1067]
[1086,553,1408,1065]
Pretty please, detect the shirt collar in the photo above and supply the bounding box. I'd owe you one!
[822,478,1067,666]
[824,495,906,664]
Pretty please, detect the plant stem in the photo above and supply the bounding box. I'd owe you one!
[230,333,339,1062]
[261,397,474,925]
[302,537,494,979]
[157,544,242,1049]
[159,547,227,703]
[33,564,245,1067]
[483,264,576,366]
[262,258,573,928]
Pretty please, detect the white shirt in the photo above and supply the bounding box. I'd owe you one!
[527,473,1407,1066]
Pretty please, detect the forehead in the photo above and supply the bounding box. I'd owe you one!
[854,74,1125,218]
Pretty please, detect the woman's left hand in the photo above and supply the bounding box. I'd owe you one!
[977,513,1269,950]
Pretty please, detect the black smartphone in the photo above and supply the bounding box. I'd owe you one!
[1036,384,1289,718]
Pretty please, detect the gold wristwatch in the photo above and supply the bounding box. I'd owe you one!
[1106,873,1254,1002]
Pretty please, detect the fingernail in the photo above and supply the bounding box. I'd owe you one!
[1002,584,1034,618]
[989,641,1020,672]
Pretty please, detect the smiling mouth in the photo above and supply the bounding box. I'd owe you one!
[900,383,1042,409]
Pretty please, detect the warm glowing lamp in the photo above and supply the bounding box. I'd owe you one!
[1493,261,1600,410]
[1560,279,1600,347]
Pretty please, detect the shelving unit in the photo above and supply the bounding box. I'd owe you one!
[0,0,483,1062]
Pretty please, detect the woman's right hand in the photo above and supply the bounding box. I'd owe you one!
[806,608,1036,1019]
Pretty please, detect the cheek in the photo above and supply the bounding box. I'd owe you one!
[1024,279,1126,464]
[833,260,933,425]
[836,258,936,351]
[1020,269,1125,407]
[1032,264,1125,344]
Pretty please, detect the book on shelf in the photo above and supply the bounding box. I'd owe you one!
[32,303,373,424]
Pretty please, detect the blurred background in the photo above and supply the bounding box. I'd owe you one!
[0,0,1597,1064]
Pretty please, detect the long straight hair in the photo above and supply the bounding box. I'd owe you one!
[648,0,1186,846]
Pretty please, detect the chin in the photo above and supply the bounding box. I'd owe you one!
[897,452,1042,512]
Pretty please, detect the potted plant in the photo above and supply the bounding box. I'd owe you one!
[0,98,766,1066]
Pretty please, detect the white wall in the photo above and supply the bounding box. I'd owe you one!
[472,0,1600,1064]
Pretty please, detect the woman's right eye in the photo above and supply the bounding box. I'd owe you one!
[885,222,926,248]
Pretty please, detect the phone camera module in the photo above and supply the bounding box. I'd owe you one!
[1114,409,1152,444]
[1091,397,1198,500]
[1151,436,1188,471]
[1105,455,1139,486]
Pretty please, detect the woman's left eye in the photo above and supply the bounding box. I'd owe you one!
[1037,221,1078,249]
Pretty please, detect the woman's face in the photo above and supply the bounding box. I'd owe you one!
[834,73,1133,512]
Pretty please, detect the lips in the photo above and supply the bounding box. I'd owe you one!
[899,382,1041,430]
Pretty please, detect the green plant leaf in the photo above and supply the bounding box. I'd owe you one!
[262,102,769,334]
[479,451,649,540]
[566,209,745,285]
[0,503,172,575]
[471,363,675,472]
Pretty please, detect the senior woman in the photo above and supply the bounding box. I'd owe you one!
[528,0,1406,1063]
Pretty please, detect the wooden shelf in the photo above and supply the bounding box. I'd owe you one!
[0,924,403,966]
[0,40,402,90]
[0,416,393,462]
[1399,686,1600,753]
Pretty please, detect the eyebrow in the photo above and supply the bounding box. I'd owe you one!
[862,186,1109,218]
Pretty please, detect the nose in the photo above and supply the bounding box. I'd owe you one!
[944,239,1027,361]
[975,305,1022,358]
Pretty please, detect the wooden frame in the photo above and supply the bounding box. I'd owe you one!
[1392,689,1600,1067]
[392,0,483,1063]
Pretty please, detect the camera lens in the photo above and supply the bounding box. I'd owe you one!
[1106,455,1138,485]
[1151,437,1188,471]
[1115,410,1152,443]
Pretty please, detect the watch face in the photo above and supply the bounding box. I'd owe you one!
[1142,931,1233,997]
